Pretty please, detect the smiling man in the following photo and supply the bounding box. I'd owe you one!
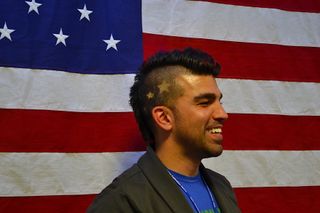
[87,48,241,213]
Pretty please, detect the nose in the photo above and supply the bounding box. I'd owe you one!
[212,102,228,122]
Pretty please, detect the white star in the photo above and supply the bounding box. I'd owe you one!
[103,34,121,51]
[53,28,69,46]
[25,0,42,14]
[78,4,93,21]
[0,22,15,41]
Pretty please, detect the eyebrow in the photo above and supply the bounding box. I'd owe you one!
[193,93,223,102]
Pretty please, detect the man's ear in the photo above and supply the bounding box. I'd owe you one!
[151,106,174,131]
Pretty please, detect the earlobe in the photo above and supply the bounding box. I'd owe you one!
[152,106,173,131]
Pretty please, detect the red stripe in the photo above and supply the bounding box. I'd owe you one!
[196,0,320,13]
[235,186,320,213]
[0,195,94,213]
[1,109,319,152]
[0,186,319,212]
[0,109,146,153]
[143,33,320,83]
[224,113,320,150]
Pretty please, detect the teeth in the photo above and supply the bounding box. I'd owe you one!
[210,128,222,134]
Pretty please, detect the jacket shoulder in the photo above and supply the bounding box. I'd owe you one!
[87,164,146,213]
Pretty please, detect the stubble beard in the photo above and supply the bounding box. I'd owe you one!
[174,126,222,161]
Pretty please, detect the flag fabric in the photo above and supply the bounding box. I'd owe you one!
[0,0,319,212]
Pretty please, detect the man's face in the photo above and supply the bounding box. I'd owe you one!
[172,74,228,160]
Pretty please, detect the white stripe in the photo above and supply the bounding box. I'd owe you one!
[142,0,320,47]
[0,151,319,196]
[0,67,134,112]
[203,150,320,188]
[217,78,320,116]
[0,152,144,197]
[1,67,319,115]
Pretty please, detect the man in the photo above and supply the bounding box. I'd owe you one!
[87,48,241,213]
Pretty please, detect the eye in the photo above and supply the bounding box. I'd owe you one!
[198,101,210,106]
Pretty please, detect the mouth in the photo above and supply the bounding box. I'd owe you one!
[206,126,224,144]
[208,127,222,134]
[207,127,222,134]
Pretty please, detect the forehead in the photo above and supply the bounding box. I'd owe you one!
[176,74,222,97]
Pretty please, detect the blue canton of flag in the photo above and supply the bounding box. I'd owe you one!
[0,0,143,74]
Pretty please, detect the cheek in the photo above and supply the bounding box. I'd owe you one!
[184,114,207,132]
[193,110,210,123]
[174,106,209,127]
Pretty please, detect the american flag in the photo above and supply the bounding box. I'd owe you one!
[0,0,319,212]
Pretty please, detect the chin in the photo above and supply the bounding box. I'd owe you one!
[213,149,223,157]
[212,149,223,157]
[202,148,223,159]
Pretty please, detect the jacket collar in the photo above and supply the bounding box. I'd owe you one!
[200,164,232,212]
[137,146,194,213]
[138,146,237,213]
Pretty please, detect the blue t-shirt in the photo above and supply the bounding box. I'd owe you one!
[168,170,221,213]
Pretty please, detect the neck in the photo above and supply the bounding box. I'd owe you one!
[155,140,201,177]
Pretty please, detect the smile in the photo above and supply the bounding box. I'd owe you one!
[208,127,222,134]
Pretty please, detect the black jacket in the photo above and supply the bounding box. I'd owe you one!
[87,146,241,213]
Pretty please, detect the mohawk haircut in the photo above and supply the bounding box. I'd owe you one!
[129,48,221,143]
